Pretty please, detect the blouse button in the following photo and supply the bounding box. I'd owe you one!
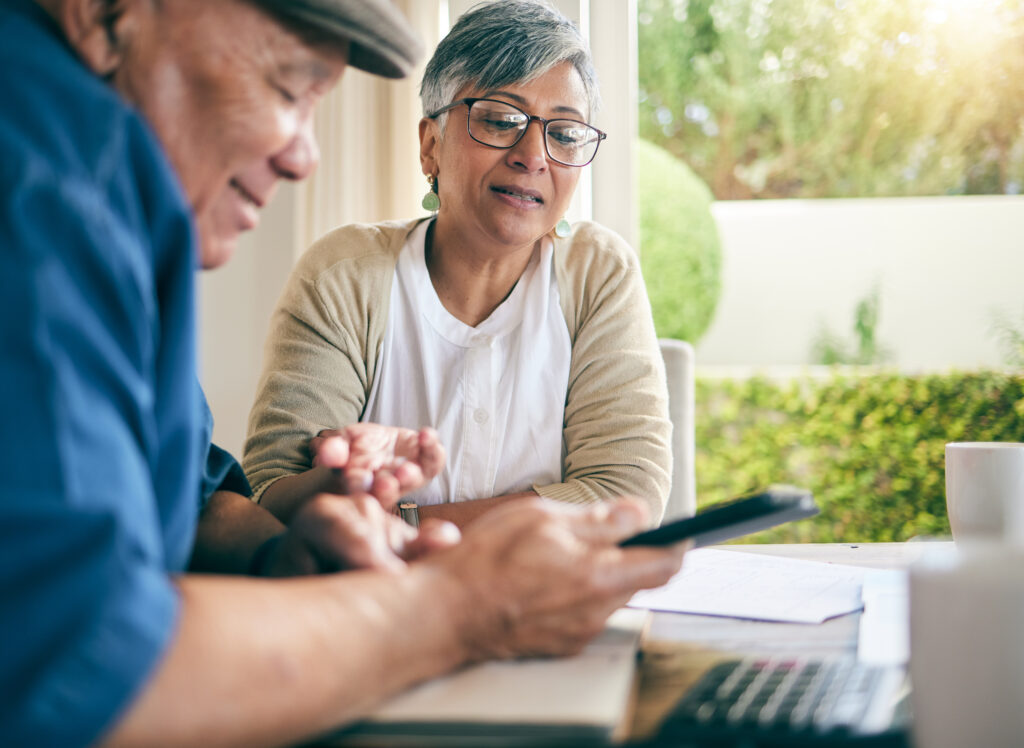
[473,408,489,424]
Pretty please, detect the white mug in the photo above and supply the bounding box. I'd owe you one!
[945,442,1024,543]
[910,544,1024,748]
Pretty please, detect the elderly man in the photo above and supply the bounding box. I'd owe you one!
[0,0,686,745]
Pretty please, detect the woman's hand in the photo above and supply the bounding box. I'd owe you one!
[260,424,446,523]
[310,424,445,509]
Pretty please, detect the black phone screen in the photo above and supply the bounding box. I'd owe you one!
[619,486,818,548]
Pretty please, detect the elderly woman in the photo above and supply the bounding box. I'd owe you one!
[244,0,672,528]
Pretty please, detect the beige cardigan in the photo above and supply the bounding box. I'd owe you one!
[242,218,672,520]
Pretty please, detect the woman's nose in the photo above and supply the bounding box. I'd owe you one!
[271,117,320,181]
[507,119,548,172]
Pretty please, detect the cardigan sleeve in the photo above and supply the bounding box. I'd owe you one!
[534,223,672,523]
[241,223,404,501]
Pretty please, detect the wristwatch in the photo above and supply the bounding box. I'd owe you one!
[398,501,420,528]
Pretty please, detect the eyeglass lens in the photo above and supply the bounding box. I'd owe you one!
[467,100,601,166]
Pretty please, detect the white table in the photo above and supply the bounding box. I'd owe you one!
[629,541,952,740]
[645,542,947,655]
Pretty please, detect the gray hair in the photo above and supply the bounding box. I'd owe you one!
[420,0,600,122]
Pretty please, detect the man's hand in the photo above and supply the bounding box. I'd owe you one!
[420,497,687,661]
[255,494,460,577]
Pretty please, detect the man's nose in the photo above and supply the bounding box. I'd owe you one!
[507,119,548,172]
[271,116,320,181]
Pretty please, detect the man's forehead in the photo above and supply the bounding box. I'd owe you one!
[275,53,348,85]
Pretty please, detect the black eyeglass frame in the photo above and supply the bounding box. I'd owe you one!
[427,97,608,168]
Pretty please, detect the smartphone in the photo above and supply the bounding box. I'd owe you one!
[619,485,818,548]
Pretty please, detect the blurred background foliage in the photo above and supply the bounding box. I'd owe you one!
[990,306,1024,368]
[698,370,1024,543]
[638,138,723,343]
[811,283,893,365]
[638,0,1024,199]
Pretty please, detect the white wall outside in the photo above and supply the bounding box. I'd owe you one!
[698,195,1024,371]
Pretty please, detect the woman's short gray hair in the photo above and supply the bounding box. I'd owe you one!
[420,0,600,121]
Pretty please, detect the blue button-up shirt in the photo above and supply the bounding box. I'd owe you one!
[0,1,247,744]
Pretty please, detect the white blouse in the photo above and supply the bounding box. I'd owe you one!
[363,220,572,505]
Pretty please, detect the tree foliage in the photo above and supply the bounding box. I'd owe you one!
[811,283,892,365]
[639,0,1024,199]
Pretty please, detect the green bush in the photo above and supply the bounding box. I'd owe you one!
[638,138,722,345]
[697,370,1024,543]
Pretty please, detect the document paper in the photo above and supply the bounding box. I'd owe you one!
[628,548,868,624]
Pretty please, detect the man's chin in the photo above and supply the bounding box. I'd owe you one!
[198,233,242,270]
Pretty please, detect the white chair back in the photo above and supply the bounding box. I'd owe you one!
[659,338,696,521]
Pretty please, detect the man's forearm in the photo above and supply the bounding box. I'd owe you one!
[104,568,469,748]
[189,491,286,574]
[259,468,340,523]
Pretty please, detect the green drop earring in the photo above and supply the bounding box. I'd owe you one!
[421,175,440,212]
[555,218,571,238]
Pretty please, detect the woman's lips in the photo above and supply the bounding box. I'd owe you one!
[490,185,544,206]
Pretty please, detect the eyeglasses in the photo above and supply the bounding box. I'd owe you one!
[428,97,607,167]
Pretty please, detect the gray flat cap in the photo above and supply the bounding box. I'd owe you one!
[251,0,423,78]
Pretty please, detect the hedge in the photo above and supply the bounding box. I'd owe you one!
[637,138,722,344]
[696,370,1024,543]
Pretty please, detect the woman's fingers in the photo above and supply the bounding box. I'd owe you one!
[310,425,445,504]
[416,428,445,479]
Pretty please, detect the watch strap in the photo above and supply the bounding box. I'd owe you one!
[398,501,420,528]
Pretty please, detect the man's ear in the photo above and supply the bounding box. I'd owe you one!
[419,117,440,178]
[58,0,133,77]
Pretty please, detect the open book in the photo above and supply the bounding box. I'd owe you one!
[332,607,649,746]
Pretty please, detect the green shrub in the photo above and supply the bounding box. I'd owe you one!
[638,138,722,344]
[697,370,1024,543]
